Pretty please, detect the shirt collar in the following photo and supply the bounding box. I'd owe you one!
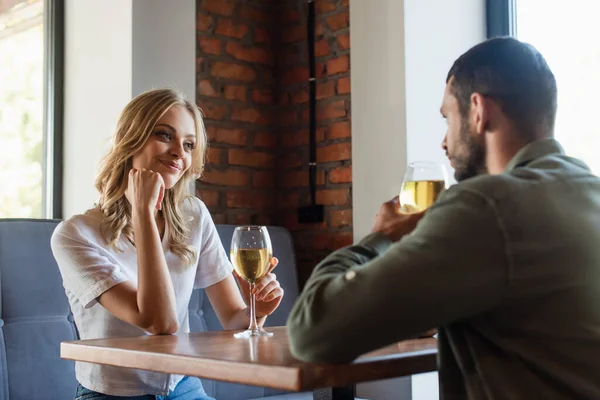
[504,138,564,172]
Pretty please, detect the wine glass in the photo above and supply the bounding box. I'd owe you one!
[399,161,449,214]
[230,226,273,338]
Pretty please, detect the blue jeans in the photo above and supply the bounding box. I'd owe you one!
[74,376,215,400]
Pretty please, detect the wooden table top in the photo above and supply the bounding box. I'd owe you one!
[61,326,437,391]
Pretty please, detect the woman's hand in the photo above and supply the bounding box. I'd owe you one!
[126,168,165,213]
[235,257,284,318]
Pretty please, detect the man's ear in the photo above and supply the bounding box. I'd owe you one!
[470,92,489,135]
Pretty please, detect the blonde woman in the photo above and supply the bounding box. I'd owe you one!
[51,89,283,399]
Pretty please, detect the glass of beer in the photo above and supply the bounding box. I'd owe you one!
[399,161,449,213]
[230,226,273,338]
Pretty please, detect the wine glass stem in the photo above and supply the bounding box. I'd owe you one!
[249,282,258,331]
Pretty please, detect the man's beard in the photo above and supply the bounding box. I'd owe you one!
[453,118,487,182]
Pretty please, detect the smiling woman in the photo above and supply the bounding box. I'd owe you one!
[94,89,207,264]
[132,107,198,190]
[50,89,285,399]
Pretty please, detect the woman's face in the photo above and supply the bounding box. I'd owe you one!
[131,105,197,189]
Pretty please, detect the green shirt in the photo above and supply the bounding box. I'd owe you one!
[287,139,600,399]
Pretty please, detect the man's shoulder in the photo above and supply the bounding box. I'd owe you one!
[445,154,600,205]
[443,174,516,204]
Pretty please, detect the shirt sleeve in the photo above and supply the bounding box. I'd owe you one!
[51,221,129,309]
[287,186,510,363]
[193,200,234,289]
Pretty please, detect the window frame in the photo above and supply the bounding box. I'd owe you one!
[486,0,517,38]
[42,0,64,219]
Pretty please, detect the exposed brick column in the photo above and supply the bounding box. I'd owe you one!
[196,0,276,226]
[196,0,352,286]
[275,0,352,285]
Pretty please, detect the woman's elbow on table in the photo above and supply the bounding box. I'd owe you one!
[140,316,179,335]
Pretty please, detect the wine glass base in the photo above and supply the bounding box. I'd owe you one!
[234,328,273,338]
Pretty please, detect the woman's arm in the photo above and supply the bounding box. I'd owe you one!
[205,258,283,330]
[97,169,178,335]
[205,274,264,330]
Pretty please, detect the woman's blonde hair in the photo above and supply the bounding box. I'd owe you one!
[95,88,207,265]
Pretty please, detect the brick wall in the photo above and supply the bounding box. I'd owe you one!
[196,0,276,226]
[196,0,352,286]
[274,0,352,285]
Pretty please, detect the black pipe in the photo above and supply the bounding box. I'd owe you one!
[297,0,324,224]
[307,0,317,206]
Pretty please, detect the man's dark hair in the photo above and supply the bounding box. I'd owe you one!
[447,37,557,138]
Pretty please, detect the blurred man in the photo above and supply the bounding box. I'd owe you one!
[287,37,600,399]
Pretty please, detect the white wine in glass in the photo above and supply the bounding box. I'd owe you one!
[399,162,449,213]
[230,226,273,338]
[230,248,271,284]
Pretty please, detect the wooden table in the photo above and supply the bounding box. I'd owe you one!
[61,326,437,400]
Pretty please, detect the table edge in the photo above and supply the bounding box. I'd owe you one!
[60,342,304,391]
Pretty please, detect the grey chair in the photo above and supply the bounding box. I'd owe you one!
[0,219,310,400]
[0,219,78,400]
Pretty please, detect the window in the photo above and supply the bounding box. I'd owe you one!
[488,0,600,174]
[0,0,63,219]
[515,0,600,174]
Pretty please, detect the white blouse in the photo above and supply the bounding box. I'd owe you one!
[51,197,232,396]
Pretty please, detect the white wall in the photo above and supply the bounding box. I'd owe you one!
[351,0,486,399]
[349,2,412,397]
[404,0,486,167]
[350,0,408,241]
[63,0,196,218]
[63,0,133,217]
[132,0,196,100]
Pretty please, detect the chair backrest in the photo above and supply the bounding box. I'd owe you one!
[0,219,77,400]
[189,224,300,399]
[0,219,299,400]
